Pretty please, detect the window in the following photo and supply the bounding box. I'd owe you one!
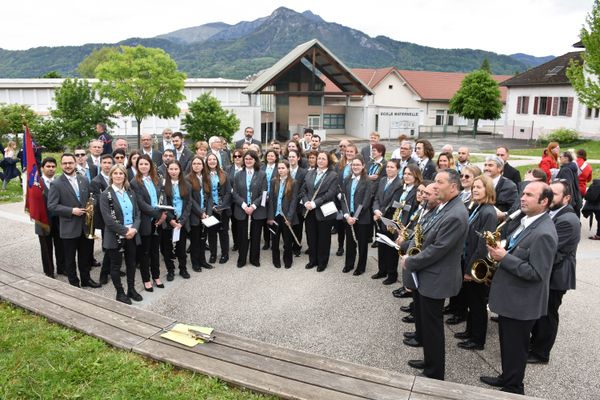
[435,110,445,126]
[586,107,593,119]
[538,97,549,114]
[323,114,345,129]
[447,115,454,126]
[388,84,393,89]
[558,97,569,116]
[596,109,600,119]
[276,95,288,105]
[308,115,320,129]
[516,96,529,114]
[308,95,321,106]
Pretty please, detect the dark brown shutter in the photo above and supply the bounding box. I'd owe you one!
[567,97,574,117]
[552,97,559,116]
[546,97,552,115]
[533,97,539,114]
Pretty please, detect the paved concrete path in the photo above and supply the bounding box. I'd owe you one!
[2,192,599,399]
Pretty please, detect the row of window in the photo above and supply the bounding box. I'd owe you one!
[307,114,346,129]
[585,107,600,119]
[516,96,573,117]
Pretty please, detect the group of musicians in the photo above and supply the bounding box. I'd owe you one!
[36,127,582,395]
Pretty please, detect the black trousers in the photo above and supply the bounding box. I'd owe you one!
[107,238,137,293]
[209,212,230,257]
[447,285,468,318]
[498,315,536,394]
[292,214,305,254]
[305,212,333,269]
[594,210,600,236]
[140,233,161,282]
[38,222,65,276]
[419,295,445,380]
[62,235,92,286]
[413,291,423,344]
[344,223,369,273]
[190,224,208,268]
[376,231,399,280]
[271,215,293,268]
[336,219,346,250]
[236,216,264,265]
[464,281,489,345]
[262,220,271,246]
[231,205,239,249]
[530,289,566,361]
[161,228,188,272]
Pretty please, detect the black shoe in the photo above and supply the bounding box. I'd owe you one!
[274,264,281,269]
[403,338,422,347]
[99,274,109,285]
[154,279,165,288]
[116,292,132,304]
[527,353,549,364]
[402,315,415,323]
[316,265,326,272]
[371,272,386,279]
[382,277,397,285]
[407,359,426,369]
[143,284,154,292]
[180,270,191,279]
[352,270,363,276]
[202,262,214,269]
[119,271,126,277]
[251,262,261,267]
[209,255,217,264]
[237,262,246,268]
[400,304,413,313]
[403,331,416,339]
[92,259,101,267]
[232,244,239,251]
[442,305,453,315]
[446,316,466,325]
[480,376,504,387]
[393,288,412,298]
[219,255,229,264]
[192,265,202,272]
[336,248,344,256]
[294,250,301,257]
[305,263,315,269]
[262,243,270,250]
[69,281,81,288]
[167,272,175,281]
[457,340,484,350]
[81,279,101,288]
[342,266,353,273]
[127,289,143,302]
[371,242,378,248]
[454,331,471,339]
[284,264,292,269]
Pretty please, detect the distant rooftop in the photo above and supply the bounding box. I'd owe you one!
[501,52,583,87]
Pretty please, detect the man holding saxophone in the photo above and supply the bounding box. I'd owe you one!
[480,181,557,395]
[400,169,468,380]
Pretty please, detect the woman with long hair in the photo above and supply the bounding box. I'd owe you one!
[1,140,21,190]
[341,157,373,276]
[99,164,142,304]
[459,165,483,206]
[284,140,307,168]
[539,141,560,183]
[261,150,279,250]
[436,151,456,171]
[456,174,497,351]
[232,150,267,268]
[267,160,299,269]
[130,154,166,292]
[126,150,140,181]
[186,156,213,271]
[204,153,232,264]
[287,149,307,257]
[161,160,192,281]
[306,151,318,170]
[228,148,245,252]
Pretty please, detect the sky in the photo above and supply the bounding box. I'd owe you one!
[0,0,594,57]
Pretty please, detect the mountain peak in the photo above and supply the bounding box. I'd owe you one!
[270,7,301,18]
[301,10,324,23]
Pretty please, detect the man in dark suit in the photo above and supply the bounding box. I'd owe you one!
[87,140,103,171]
[90,154,113,284]
[209,136,231,169]
[47,154,101,288]
[360,131,380,161]
[401,169,468,380]
[140,133,163,167]
[484,155,518,213]
[397,140,417,180]
[528,180,580,364]
[481,181,558,395]
[74,147,97,182]
[96,123,113,155]
[496,146,521,185]
[36,157,65,278]
[157,150,175,179]
[415,139,437,181]
[157,128,175,153]
[366,143,387,189]
[235,126,262,150]
[172,132,193,171]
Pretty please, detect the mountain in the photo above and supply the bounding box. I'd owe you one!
[509,53,556,68]
[0,7,533,79]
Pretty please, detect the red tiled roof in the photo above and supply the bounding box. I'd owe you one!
[323,67,511,102]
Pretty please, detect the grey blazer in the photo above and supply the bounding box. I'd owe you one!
[130,178,164,236]
[550,205,579,291]
[176,147,194,171]
[90,173,109,230]
[341,177,373,225]
[267,178,300,224]
[47,174,91,239]
[99,187,141,249]
[300,169,339,221]
[232,169,268,220]
[495,176,518,212]
[404,194,469,299]
[489,212,558,320]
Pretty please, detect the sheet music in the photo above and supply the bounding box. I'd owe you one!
[375,233,400,250]
[320,201,338,217]
[201,216,220,228]
[172,227,181,243]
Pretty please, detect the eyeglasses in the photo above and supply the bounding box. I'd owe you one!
[233,155,242,158]
[74,153,86,157]
[460,174,471,179]
[114,155,125,159]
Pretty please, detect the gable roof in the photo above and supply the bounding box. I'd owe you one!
[243,39,372,95]
[501,51,583,87]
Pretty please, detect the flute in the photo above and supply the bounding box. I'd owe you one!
[247,190,252,241]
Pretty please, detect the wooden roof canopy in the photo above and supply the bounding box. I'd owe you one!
[243,39,373,96]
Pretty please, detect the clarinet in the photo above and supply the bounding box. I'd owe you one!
[247,190,252,240]
[106,189,125,253]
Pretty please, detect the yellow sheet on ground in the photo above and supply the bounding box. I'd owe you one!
[160,323,214,347]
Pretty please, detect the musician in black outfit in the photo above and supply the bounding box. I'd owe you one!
[227,148,245,251]
[301,151,338,272]
[205,153,232,264]
[415,139,437,181]
[267,160,299,269]
[99,164,142,304]
[90,154,113,285]
[161,160,192,281]
[130,154,167,291]
[287,150,307,257]
[187,156,213,272]
[341,157,373,276]
[232,150,267,268]
[456,175,497,350]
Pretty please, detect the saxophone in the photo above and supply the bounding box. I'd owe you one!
[84,193,98,240]
[407,223,423,256]
[388,183,407,234]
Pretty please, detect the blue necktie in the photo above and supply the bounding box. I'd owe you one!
[343,164,351,179]
[350,179,358,213]
[246,172,252,204]
[384,179,392,192]
[276,181,285,216]
[314,172,324,188]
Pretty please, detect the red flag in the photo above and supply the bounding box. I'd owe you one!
[23,124,49,230]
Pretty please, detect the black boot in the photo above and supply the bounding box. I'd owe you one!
[116,289,132,305]
[127,288,143,302]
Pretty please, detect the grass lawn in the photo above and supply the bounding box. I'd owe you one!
[509,140,600,159]
[515,163,600,179]
[0,301,276,400]
[0,152,62,204]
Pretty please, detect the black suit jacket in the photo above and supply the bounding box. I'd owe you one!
[232,169,268,220]
[99,187,141,249]
[175,147,193,171]
[373,176,403,219]
[341,177,373,225]
[463,204,498,274]
[164,181,192,232]
[139,149,163,167]
[90,174,109,229]
[207,173,232,216]
[300,169,339,221]
[130,178,164,236]
[503,162,521,185]
[550,205,580,291]
[495,176,518,212]
[421,159,437,181]
[267,178,300,224]
[235,138,261,150]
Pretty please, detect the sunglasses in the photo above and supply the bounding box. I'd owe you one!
[233,155,242,158]
[114,155,125,159]
[460,174,471,179]
[74,153,86,157]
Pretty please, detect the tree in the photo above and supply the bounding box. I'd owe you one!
[480,58,491,73]
[182,93,240,143]
[50,78,114,148]
[449,69,503,135]
[567,0,600,108]
[0,104,41,145]
[95,46,186,147]
[77,47,118,78]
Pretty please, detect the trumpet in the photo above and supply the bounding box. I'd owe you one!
[84,193,98,240]
[470,209,522,284]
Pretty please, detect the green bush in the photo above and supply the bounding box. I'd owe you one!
[33,119,64,151]
[539,128,580,144]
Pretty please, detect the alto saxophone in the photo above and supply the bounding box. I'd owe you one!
[407,222,423,256]
[84,193,98,240]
